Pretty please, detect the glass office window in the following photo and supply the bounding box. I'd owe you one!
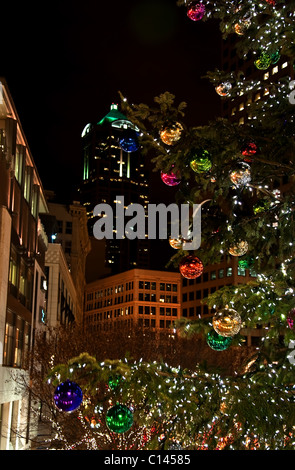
[227,267,233,277]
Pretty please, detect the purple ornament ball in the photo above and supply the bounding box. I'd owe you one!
[54,380,83,412]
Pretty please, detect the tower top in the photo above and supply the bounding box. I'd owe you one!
[97,103,127,126]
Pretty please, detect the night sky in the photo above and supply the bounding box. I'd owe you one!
[1,0,221,203]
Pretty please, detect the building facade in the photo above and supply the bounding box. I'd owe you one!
[78,103,151,276]
[84,269,181,334]
[41,196,91,323]
[0,78,49,449]
[44,243,77,329]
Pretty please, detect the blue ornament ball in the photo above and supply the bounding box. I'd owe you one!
[54,379,83,412]
[119,130,139,152]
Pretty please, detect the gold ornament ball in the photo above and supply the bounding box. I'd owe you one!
[160,122,183,146]
[229,162,251,187]
[213,307,242,337]
[215,82,232,97]
[229,240,248,257]
[234,17,251,35]
[169,237,183,249]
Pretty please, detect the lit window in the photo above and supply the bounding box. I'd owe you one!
[272,66,278,75]
[263,72,269,80]
[24,166,32,202]
[9,256,18,287]
[31,184,39,218]
[282,62,288,69]
[15,145,25,184]
[238,266,246,276]
[250,267,257,277]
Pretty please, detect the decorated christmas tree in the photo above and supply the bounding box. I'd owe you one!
[35,0,295,450]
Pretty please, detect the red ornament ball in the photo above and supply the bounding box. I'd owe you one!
[161,169,181,186]
[179,255,203,279]
[187,2,205,21]
[287,308,295,329]
[241,141,257,162]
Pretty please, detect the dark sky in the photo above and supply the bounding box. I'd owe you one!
[1,0,221,202]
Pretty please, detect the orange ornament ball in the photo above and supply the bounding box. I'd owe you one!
[179,255,203,279]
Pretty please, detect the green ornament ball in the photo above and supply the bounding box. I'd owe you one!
[253,200,270,214]
[106,404,133,434]
[206,330,232,351]
[108,374,121,390]
[271,50,280,64]
[254,52,272,70]
[238,256,254,269]
[190,150,212,173]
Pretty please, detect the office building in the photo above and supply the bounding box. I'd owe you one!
[0,78,49,449]
[44,243,77,328]
[0,78,85,449]
[78,103,151,276]
[41,195,91,323]
[84,268,181,334]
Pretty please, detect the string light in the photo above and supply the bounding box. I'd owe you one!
[39,2,295,451]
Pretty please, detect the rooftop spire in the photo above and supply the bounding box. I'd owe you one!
[97,103,127,126]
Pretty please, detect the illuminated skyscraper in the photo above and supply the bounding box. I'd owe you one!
[78,103,150,276]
